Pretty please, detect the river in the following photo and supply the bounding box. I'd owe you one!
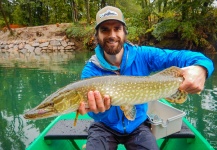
[0,51,216,150]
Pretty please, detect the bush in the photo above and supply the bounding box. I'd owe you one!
[66,23,95,49]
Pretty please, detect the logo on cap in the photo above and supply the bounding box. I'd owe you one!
[99,10,118,19]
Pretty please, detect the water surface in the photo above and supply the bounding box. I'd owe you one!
[0,51,216,149]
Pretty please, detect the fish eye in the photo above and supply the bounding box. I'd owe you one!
[48,102,54,106]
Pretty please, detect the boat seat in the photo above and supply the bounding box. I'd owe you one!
[44,120,93,140]
[44,119,195,150]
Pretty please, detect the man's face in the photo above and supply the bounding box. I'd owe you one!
[96,20,126,55]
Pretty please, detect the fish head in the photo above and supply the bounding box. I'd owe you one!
[23,101,59,119]
[23,89,85,120]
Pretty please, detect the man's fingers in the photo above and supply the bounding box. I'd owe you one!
[104,95,111,110]
[78,91,111,115]
[88,91,98,113]
[78,102,87,115]
[94,91,106,112]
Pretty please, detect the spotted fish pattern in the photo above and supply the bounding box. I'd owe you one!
[24,66,188,121]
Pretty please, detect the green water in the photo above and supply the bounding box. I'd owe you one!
[0,51,216,150]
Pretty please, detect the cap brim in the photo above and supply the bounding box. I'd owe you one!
[95,19,126,29]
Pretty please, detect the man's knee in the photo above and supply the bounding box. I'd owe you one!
[125,124,159,150]
[86,123,118,150]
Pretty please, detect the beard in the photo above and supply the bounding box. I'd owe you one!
[97,36,126,55]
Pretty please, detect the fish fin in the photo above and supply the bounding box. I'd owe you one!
[74,110,79,126]
[73,91,84,126]
[120,105,136,121]
[165,90,188,104]
[152,66,183,78]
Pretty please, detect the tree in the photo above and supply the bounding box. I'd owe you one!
[0,0,13,34]
[85,0,90,23]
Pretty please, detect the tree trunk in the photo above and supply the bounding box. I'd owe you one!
[163,0,168,12]
[113,0,116,6]
[101,0,106,7]
[0,0,13,35]
[72,0,78,22]
[181,0,188,21]
[85,0,90,24]
[201,1,209,16]
[27,2,32,26]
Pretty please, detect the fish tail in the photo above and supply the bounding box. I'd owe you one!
[165,90,188,104]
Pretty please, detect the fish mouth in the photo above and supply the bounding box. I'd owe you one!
[23,107,56,120]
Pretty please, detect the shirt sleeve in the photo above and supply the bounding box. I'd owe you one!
[141,46,214,78]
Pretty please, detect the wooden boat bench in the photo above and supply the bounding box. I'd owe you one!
[44,119,195,150]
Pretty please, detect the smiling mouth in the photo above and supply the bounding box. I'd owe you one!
[107,41,117,44]
[106,38,119,44]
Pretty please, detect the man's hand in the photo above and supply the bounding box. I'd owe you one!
[179,66,207,94]
[78,91,111,115]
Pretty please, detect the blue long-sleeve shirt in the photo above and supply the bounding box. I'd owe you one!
[81,42,214,134]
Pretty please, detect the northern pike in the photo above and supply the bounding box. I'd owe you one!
[24,66,187,122]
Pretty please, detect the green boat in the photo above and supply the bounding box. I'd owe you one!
[26,100,214,150]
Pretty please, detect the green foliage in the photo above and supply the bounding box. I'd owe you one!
[12,5,28,25]
[66,23,94,39]
[66,23,95,47]
[178,21,198,45]
[0,0,216,51]
[152,18,180,41]
[127,26,146,43]
[0,18,5,28]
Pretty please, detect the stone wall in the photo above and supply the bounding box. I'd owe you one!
[0,38,79,67]
[0,38,77,55]
[0,38,79,68]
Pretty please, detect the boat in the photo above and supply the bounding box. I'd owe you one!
[26,100,214,150]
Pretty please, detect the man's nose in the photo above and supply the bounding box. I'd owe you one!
[108,30,116,37]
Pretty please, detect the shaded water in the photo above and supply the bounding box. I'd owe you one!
[0,51,216,150]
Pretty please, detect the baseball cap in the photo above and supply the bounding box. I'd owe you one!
[95,6,126,29]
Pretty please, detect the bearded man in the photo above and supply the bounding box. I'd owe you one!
[78,6,214,150]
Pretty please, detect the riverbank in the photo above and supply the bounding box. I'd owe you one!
[1,23,216,55]
[0,23,83,54]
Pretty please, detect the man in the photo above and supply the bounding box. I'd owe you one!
[78,6,214,150]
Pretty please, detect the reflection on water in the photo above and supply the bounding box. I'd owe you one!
[202,88,217,111]
[0,51,76,72]
[0,52,216,150]
[0,50,93,150]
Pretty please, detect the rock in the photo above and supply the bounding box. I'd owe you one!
[50,40,61,46]
[19,48,28,54]
[58,46,65,50]
[18,43,25,49]
[32,42,40,47]
[9,44,14,48]
[0,49,6,53]
[67,42,75,46]
[64,46,73,50]
[61,41,67,47]
[38,39,48,43]
[35,47,42,55]
[42,47,48,50]
[0,23,83,55]
[25,44,35,53]
[40,42,49,47]
[53,46,58,50]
